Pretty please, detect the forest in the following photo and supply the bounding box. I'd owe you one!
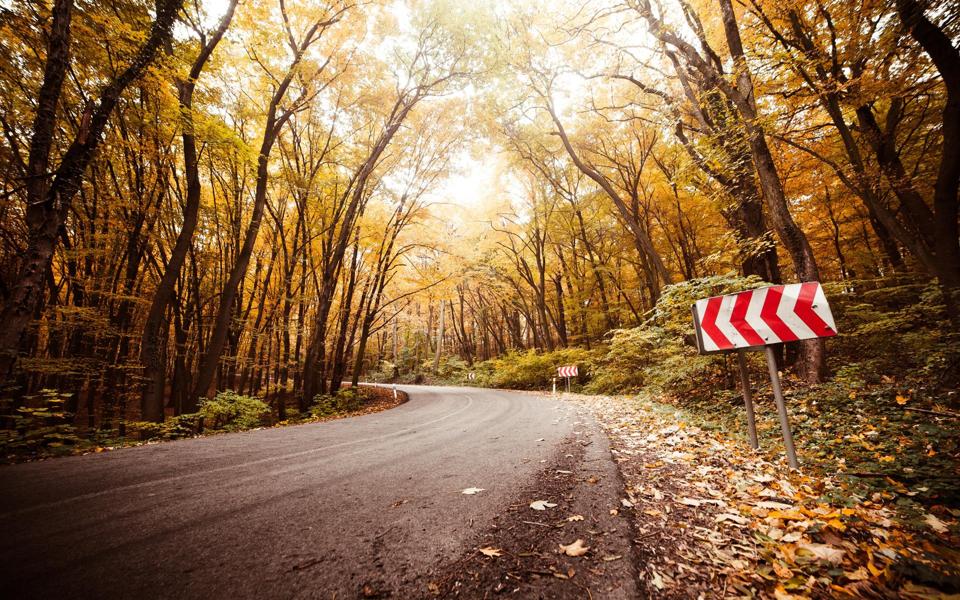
[1,0,958,596]
[0,0,957,458]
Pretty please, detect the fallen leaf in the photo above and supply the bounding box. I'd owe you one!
[679,497,702,507]
[772,560,793,579]
[796,543,845,565]
[845,567,869,581]
[756,501,794,510]
[479,547,502,557]
[461,487,485,495]
[924,513,948,534]
[768,509,805,521]
[895,395,908,405]
[826,518,846,532]
[566,514,584,522]
[602,554,623,562]
[530,500,557,511]
[715,513,750,525]
[621,498,635,508]
[650,569,664,590]
[559,539,590,557]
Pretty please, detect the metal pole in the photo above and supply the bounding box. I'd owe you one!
[764,345,798,469]
[737,349,759,449]
[566,376,570,393]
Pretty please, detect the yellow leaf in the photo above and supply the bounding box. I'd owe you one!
[768,510,805,521]
[827,518,847,532]
[895,395,908,405]
[878,455,895,463]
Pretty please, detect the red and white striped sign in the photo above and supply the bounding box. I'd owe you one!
[557,365,578,377]
[692,282,836,354]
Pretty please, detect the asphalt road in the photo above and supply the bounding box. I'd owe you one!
[0,385,610,598]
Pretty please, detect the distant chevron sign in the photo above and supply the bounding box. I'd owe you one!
[691,282,837,354]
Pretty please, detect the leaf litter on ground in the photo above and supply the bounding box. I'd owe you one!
[570,393,959,598]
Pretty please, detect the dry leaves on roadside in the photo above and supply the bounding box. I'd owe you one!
[572,394,959,599]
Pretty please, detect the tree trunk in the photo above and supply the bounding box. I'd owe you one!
[140,0,237,422]
[716,0,825,382]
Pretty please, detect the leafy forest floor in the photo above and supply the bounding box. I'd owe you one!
[567,390,959,598]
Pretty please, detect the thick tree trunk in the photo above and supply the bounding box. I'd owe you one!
[895,0,960,325]
[717,0,825,382]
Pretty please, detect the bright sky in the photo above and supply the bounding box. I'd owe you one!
[196,0,596,216]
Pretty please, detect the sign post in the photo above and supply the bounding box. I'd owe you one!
[552,377,556,395]
[556,365,578,394]
[691,282,837,469]
[736,349,759,450]
[765,346,798,468]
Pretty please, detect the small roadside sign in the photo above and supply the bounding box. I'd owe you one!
[557,365,577,393]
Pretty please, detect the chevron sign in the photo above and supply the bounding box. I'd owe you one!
[692,282,837,354]
[557,365,578,377]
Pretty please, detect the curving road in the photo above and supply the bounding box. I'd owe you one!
[0,385,618,598]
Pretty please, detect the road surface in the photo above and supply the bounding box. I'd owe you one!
[0,385,631,598]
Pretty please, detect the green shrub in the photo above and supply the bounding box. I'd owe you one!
[825,280,959,385]
[587,274,767,396]
[310,388,364,418]
[198,390,269,432]
[126,413,203,440]
[0,389,80,456]
[485,347,601,390]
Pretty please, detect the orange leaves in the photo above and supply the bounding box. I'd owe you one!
[575,392,959,598]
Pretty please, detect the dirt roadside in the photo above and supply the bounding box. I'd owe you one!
[419,407,640,599]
